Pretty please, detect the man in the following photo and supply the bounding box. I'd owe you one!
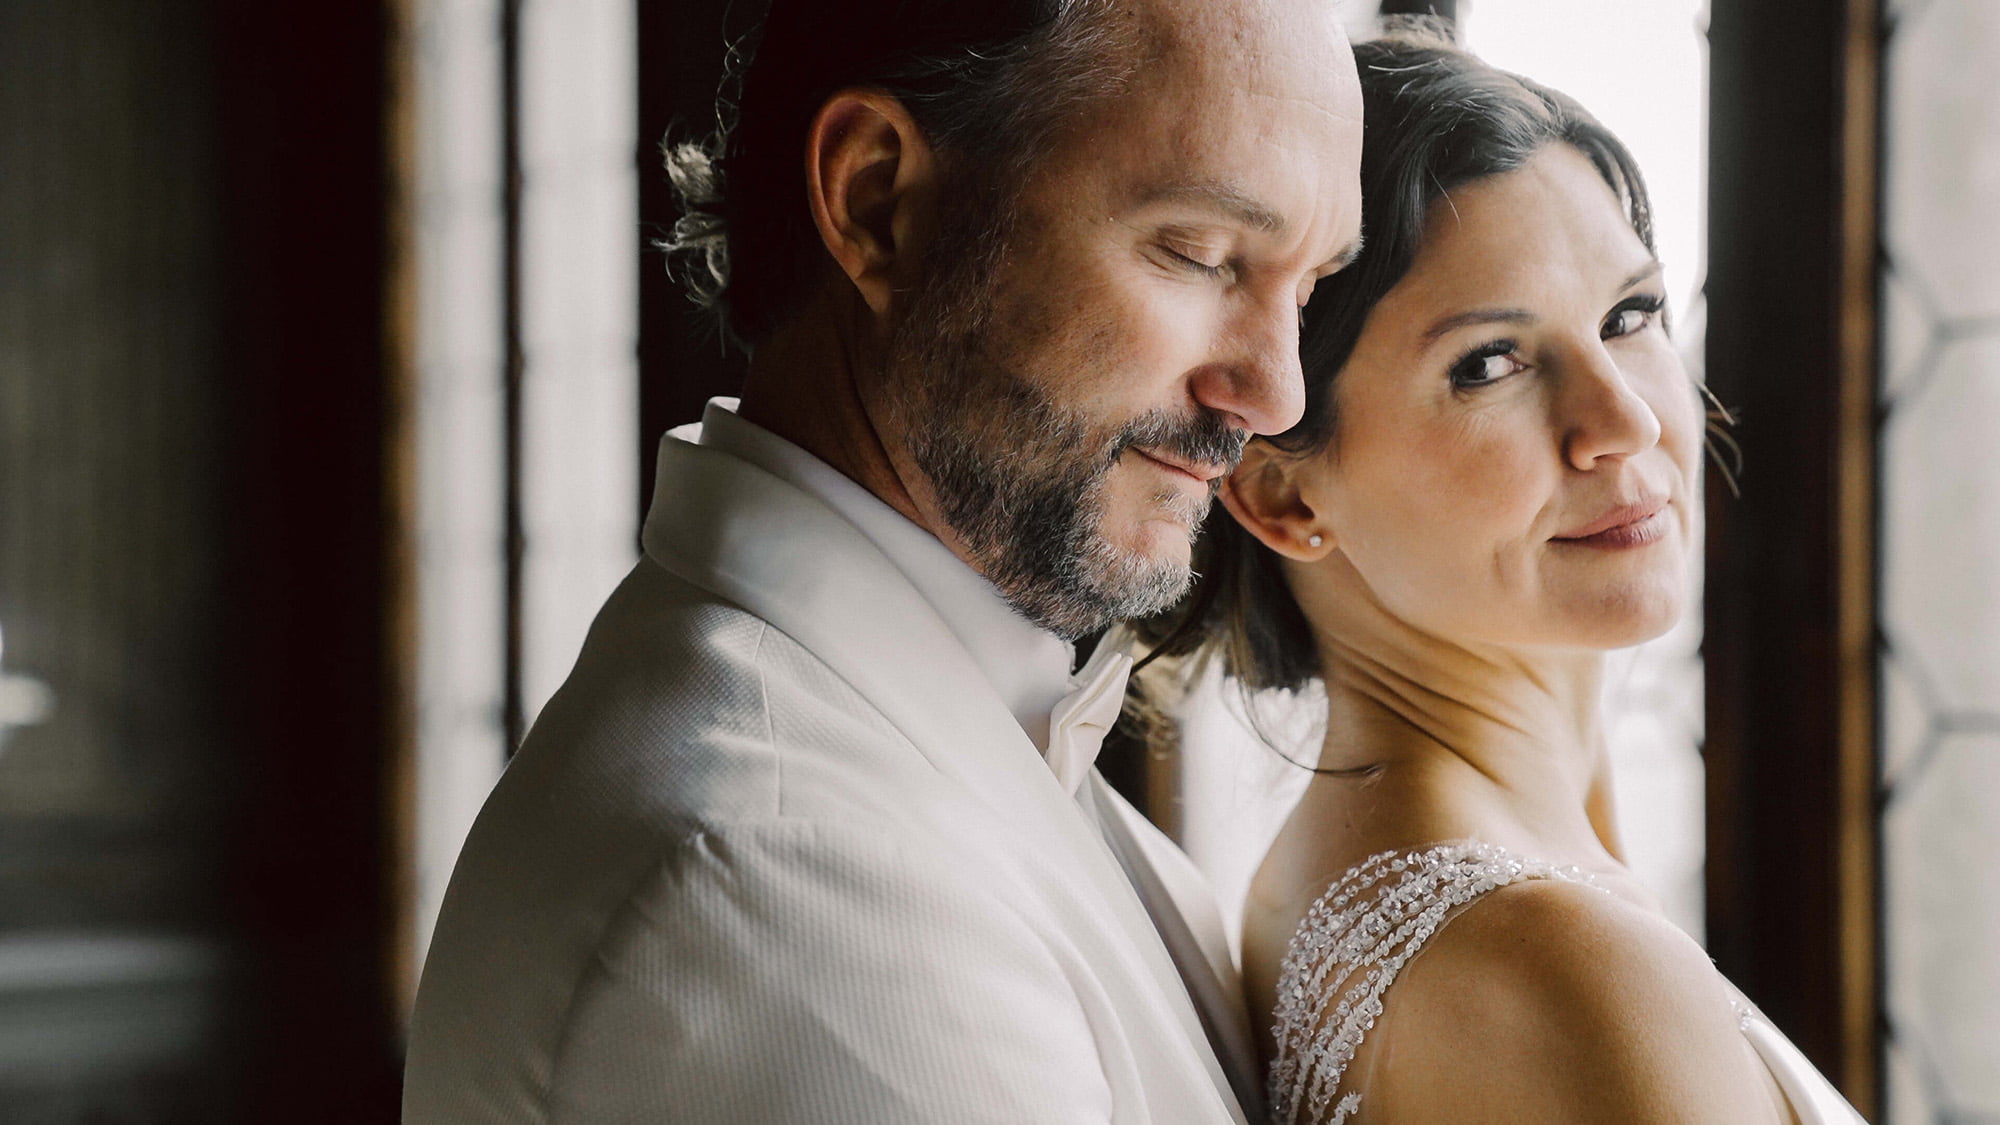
[404,0,1362,1120]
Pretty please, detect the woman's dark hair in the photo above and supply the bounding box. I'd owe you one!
[1132,22,1657,700]
[660,0,1132,350]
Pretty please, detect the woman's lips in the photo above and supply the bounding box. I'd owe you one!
[1553,498,1670,549]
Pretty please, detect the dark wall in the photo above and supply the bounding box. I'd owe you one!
[1704,0,1881,1112]
[214,1,405,1120]
[0,1,406,1120]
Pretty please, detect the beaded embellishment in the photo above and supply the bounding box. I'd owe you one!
[1267,840,1601,1124]
[1728,995,1758,1033]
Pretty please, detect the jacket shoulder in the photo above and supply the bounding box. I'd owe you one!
[537,819,1115,1122]
[514,556,916,825]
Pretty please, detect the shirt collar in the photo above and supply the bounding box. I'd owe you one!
[697,398,1076,751]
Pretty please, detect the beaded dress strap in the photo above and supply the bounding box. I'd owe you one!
[1267,840,1599,1124]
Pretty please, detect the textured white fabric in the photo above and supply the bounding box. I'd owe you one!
[692,400,1257,1107]
[1734,997,1871,1125]
[694,399,1260,1110]
[1084,775,1265,1119]
[1048,636,1135,795]
[403,416,1250,1123]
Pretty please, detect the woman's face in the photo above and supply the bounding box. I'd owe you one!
[1301,143,1701,651]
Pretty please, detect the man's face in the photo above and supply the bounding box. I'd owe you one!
[882,0,1366,639]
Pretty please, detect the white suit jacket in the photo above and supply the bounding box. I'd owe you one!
[403,417,1255,1123]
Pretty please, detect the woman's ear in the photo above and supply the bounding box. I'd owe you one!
[1219,441,1337,562]
[803,89,940,322]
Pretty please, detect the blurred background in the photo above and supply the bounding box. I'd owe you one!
[0,0,1990,1120]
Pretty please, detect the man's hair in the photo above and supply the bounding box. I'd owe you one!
[661,0,1135,350]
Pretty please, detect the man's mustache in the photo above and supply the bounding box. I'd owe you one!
[1110,409,1249,481]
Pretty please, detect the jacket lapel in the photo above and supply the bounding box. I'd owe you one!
[642,429,1243,1118]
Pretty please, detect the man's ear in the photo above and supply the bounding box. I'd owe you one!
[803,89,939,321]
[1219,440,1338,562]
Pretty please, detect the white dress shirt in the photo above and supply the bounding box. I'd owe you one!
[701,399,1263,1114]
[405,399,1255,1122]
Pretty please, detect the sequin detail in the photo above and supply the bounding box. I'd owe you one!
[1267,840,1600,1124]
[1728,996,1757,1033]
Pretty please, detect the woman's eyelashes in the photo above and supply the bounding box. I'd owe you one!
[1601,293,1667,339]
[1446,293,1670,391]
[1448,339,1525,390]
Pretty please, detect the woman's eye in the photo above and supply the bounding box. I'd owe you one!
[1448,344,1522,388]
[1603,308,1646,337]
[1602,296,1664,339]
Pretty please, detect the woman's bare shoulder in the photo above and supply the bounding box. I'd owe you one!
[1360,878,1792,1123]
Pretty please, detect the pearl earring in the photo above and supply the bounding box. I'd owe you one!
[1308,534,1324,548]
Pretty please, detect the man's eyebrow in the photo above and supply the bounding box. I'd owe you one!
[1140,181,1285,233]
[1324,236,1364,273]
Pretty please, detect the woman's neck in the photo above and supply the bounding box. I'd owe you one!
[1295,556,1620,869]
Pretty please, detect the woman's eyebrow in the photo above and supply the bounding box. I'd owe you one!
[1419,261,1667,342]
[1421,307,1534,342]
[1618,260,1665,292]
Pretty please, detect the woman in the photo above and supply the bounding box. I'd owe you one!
[1136,27,1864,1124]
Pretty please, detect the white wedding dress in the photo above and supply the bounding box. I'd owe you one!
[1267,841,1867,1124]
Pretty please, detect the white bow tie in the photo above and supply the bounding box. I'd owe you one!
[1045,633,1134,795]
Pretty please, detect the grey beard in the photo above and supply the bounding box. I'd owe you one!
[885,187,1244,639]
[907,369,1244,641]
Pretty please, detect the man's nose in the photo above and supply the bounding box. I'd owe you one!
[1187,292,1307,437]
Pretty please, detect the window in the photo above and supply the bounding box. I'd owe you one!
[405,0,640,989]
[1879,2,2000,1118]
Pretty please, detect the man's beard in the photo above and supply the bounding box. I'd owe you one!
[885,196,1247,641]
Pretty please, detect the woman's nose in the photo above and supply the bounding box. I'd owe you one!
[1562,346,1663,470]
